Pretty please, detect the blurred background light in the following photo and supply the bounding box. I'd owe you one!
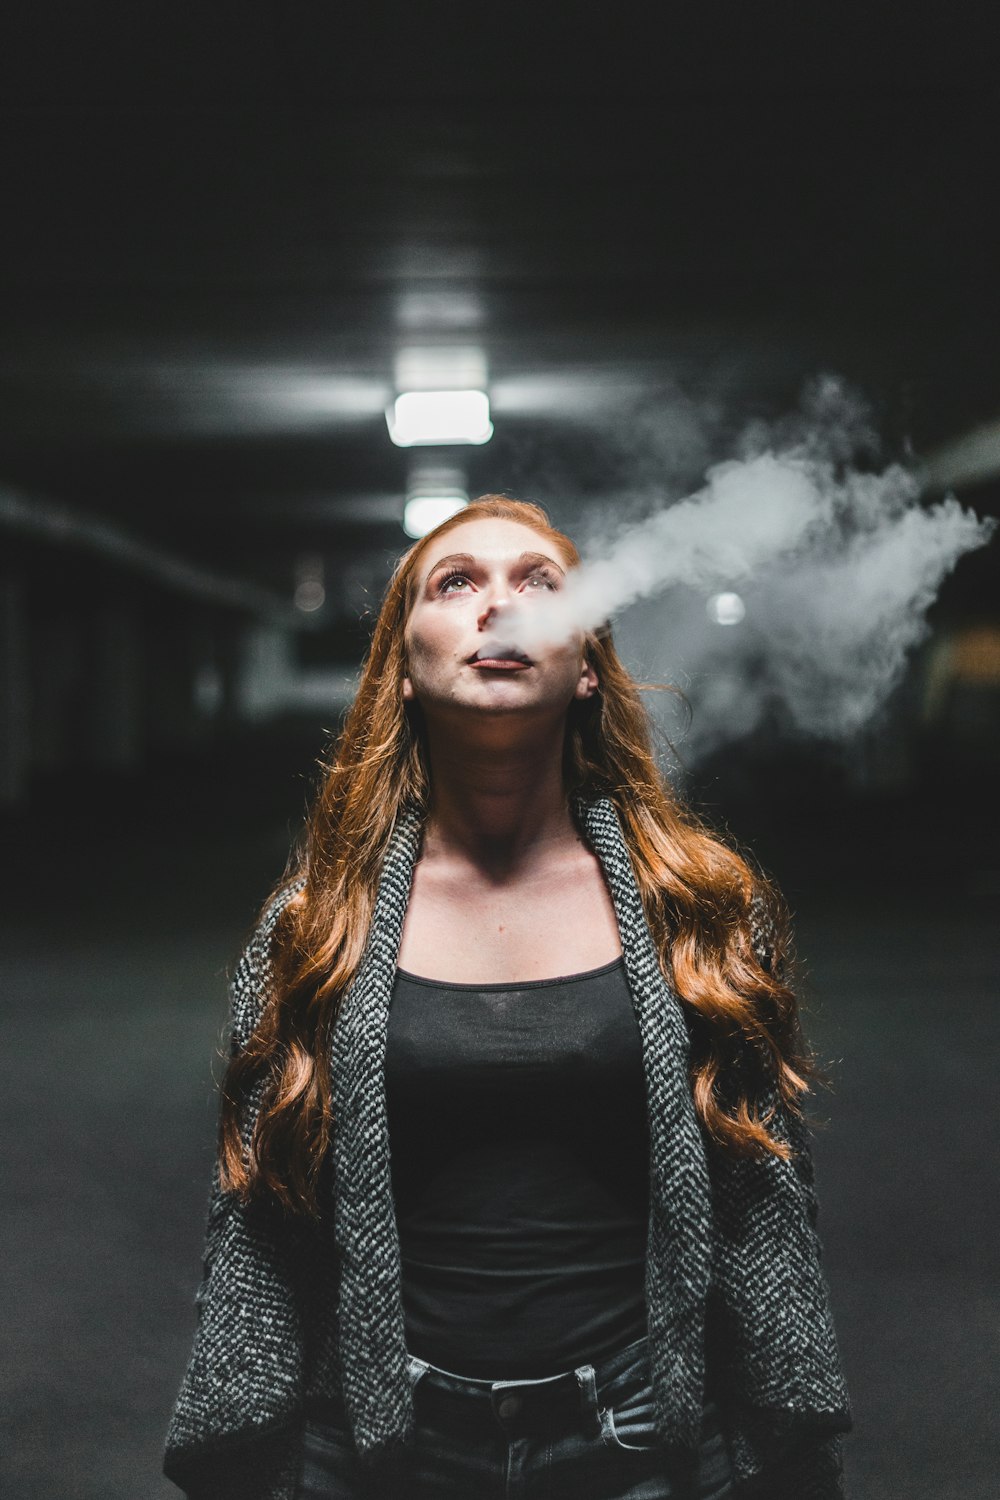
[403,493,469,538]
[293,579,326,611]
[924,417,1000,492]
[396,292,485,330]
[403,467,470,536]
[388,389,493,447]
[707,591,747,625]
[294,553,326,613]
[394,346,488,391]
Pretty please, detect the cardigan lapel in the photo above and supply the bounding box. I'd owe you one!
[574,795,713,1449]
[330,794,713,1464]
[331,801,425,1462]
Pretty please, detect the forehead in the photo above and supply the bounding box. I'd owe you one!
[417,517,566,579]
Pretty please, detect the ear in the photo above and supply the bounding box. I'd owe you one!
[574,659,599,700]
[402,675,415,703]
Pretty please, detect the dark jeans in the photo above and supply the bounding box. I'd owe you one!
[295,1334,735,1499]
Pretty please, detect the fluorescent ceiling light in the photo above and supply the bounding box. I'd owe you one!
[387,390,493,447]
[401,492,470,540]
[403,494,469,538]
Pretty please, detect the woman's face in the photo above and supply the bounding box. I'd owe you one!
[402,517,598,725]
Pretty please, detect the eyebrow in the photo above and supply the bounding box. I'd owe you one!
[423,550,566,586]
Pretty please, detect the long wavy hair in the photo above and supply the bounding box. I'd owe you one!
[219,495,818,1217]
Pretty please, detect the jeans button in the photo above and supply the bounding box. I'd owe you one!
[497,1395,522,1420]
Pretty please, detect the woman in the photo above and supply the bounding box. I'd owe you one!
[164,496,852,1500]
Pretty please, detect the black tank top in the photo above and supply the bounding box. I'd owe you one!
[384,956,651,1378]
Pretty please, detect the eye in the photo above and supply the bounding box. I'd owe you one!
[437,570,471,594]
[525,569,559,590]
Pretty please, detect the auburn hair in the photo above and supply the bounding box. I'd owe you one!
[219,495,819,1217]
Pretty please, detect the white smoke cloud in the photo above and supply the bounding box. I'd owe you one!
[483,379,997,755]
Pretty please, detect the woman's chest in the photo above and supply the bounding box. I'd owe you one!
[396,854,623,983]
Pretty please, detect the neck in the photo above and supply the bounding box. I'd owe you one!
[419,722,580,877]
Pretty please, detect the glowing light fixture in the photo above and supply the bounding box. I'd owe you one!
[387,389,493,447]
[403,494,469,538]
[707,592,746,626]
[403,469,469,538]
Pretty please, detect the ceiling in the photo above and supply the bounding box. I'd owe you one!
[2,4,998,612]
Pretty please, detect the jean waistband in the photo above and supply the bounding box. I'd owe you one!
[403,1334,653,1436]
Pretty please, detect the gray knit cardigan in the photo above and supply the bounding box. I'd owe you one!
[164,795,852,1499]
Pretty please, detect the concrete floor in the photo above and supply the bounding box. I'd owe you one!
[2,744,997,1499]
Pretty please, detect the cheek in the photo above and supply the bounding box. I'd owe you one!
[550,640,586,674]
[405,617,447,675]
[405,643,425,683]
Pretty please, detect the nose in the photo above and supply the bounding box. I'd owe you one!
[478,593,513,632]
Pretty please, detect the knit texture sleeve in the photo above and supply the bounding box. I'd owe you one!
[723,1101,849,1499]
[196,878,305,1300]
[718,888,852,1497]
[163,881,308,1500]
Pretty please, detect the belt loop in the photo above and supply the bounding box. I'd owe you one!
[407,1353,430,1390]
[574,1363,602,1439]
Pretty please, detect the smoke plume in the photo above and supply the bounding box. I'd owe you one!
[485,379,996,756]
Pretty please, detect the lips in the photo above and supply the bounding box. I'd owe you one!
[467,646,534,665]
[469,658,532,670]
